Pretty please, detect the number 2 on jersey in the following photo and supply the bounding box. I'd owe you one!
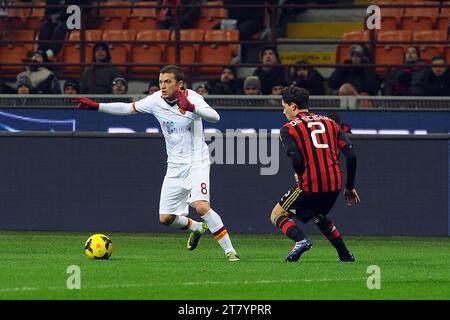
[307,122,329,149]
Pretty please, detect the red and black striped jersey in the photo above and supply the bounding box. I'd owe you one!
[280,111,351,192]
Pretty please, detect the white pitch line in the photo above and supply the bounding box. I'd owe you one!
[0,278,366,293]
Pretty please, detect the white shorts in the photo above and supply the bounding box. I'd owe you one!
[159,161,211,215]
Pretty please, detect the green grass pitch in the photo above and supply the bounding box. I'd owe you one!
[0,232,449,300]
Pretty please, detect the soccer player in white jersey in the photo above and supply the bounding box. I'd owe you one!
[73,65,239,262]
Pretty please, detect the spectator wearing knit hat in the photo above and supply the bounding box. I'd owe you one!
[253,46,287,95]
[243,76,261,95]
[80,42,122,94]
[16,50,61,94]
[112,77,128,95]
[16,75,33,95]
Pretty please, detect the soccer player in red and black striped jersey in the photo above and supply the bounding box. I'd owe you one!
[270,87,360,262]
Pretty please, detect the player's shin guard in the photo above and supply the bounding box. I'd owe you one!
[201,209,235,254]
[275,215,305,242]
[314,216,350,257]
[169,216,203,233]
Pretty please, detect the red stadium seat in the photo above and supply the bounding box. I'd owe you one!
[400,1,439,31]
[377,1,405,30]
[130,30,170,77]
[196,2,228,29]
[0,2,31,29]
[436,6,450,31]
[102,30,136,73]
[127,1,158,31]
[59,45,94,75]
[199,30,235,74]
[98,1,131,30]
[1,30,35,53]
[165,29,204,66]
[25,2,46,30]
[377,30,412,48]
[0,45,30,74]
[374,45,405,78]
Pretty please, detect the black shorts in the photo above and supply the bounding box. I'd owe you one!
[278,187,341,224]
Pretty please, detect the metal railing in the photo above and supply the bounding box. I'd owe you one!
[0,94,449,110]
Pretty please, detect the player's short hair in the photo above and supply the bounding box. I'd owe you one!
[160,65,185,82]
[281,86,310,109]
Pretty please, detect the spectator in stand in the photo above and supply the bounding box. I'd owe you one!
[17,50,61,94]
[195,84,209,97]
[144,79,160,95]
[409,55,450,96]
[391,47,423,96]
[112,77,128,95]
[15,75,33,95]
[327,111,352,134]
[63,80,79,95]
[157,0,201,29]
[328,44,380,96]
[253,46,287,95]
[271,84,283,95]
[290,61,325,95]
[243,76,261,95]
[207,67,242,95]
[80,42,122,94]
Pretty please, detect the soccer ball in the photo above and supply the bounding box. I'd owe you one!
[84,234,113,260]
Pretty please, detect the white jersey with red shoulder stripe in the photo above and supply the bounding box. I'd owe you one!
[133,89,210,165]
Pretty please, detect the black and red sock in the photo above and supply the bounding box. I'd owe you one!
[275,215,305,242]
[315,216,350,257]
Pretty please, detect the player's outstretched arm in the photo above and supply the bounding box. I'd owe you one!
[74,97,136,115]
[175,89,220,123]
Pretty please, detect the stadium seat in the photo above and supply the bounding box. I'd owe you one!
[374,45,405,78]
[196,2,228,29]
[199,30,235,74]
[59,44,94,75]
[412,30,446,62]
[130,30,170,77]
[436,6,450,31]
[377,30,412,48]
[0,45,30,74]
[0,2,32,29]
[1,30,35,53]
[25,1,46,30]
[67,30,103,45]
[165,29,204,66]
[102,30,137,73]
[377,1,405,30]
[443,46,450,63]
[336,30,371,64]
[98,1,131,30]
[127,1,158,31]
[60,30,101,74]
[400,1,439,31]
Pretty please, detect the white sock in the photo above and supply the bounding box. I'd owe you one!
[169,216,203,233]
[202,209,235,254]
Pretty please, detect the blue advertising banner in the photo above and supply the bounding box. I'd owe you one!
[0,108,449,133]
